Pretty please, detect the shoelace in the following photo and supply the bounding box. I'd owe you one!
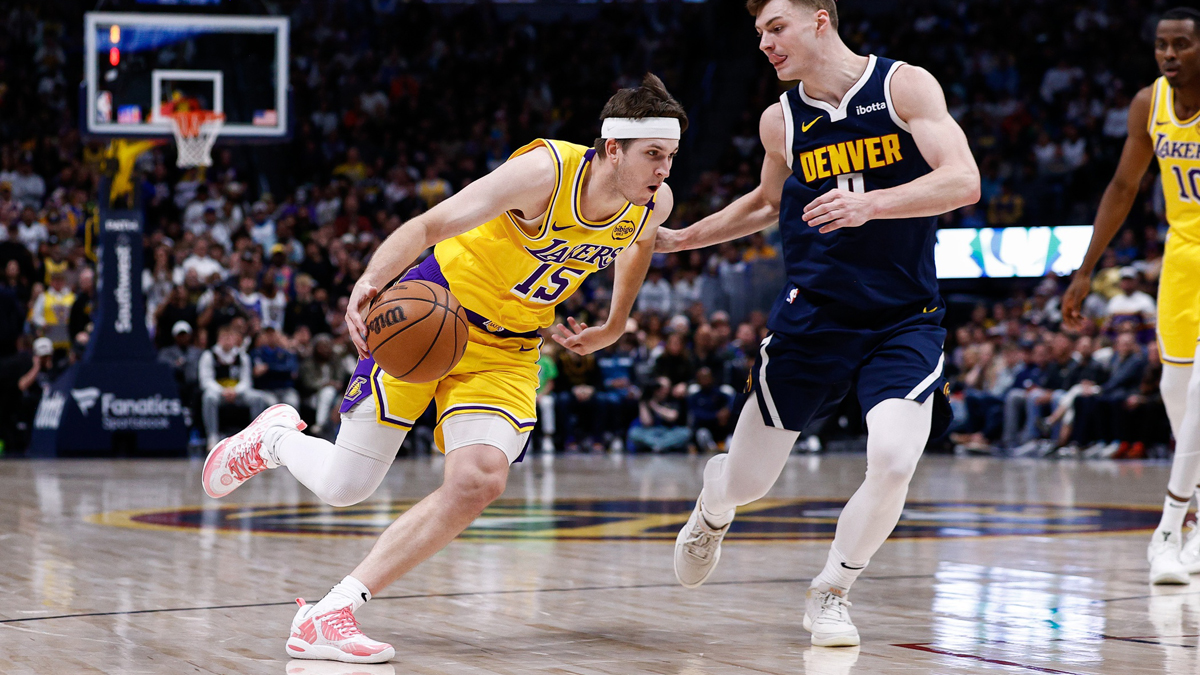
[817,591,853,623]
[227,443,268,481]
[322,606,364,638]
[683,520,724,561]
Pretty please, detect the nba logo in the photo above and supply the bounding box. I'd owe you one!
[96,91,113,123]
[786,288,798,304]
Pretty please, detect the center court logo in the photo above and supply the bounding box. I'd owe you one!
[91,499,1162,542]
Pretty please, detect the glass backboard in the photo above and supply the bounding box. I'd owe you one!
[84,12,289,140]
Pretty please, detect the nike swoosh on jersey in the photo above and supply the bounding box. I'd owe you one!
[922,306,939,314]
[551,222,574,231]
[801,117,821,132]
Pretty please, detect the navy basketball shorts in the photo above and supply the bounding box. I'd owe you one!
[749,308,952,437]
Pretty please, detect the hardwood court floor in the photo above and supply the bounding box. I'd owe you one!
[0,453,1195,675]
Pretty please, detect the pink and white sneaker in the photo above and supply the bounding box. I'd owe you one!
[202,403,305,498]
[286,599,395,663]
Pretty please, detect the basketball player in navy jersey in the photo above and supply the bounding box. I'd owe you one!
[656,0,979,646]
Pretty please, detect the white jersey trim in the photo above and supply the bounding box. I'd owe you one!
[758,335,784,428]
[883,60,911,133]
[779,93,795,169]
[905,352,945,400]
[798,54,877,122]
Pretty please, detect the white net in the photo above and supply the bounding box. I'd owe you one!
[168,111,225,168]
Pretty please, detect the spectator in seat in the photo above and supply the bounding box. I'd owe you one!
[687,367,735,452]
[1105,267,1156,340]
[596,332,643,450]
[158,321,203,416]
[29,270,74,354]
[554,348,604,452]
[252,327,301,410]
[628,376,691,453]
[1072,331,1147,457]
[68,266,95,339]
[637,266,673,316]
[297,334,348,439]
[198,324,274,450]
[284,274,330,336]
[1002,342,1050,449]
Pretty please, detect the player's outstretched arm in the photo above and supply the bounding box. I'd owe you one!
[555,185,675,355]
[345,148,558,358]
[1062,86,1155,329]
[803,65,980,233]
[655,105,789,253]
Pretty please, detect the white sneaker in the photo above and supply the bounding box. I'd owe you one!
[804,587,860,647]
[286,599,395,663]
[1181,526,1200,574]
[202,403,305,498]
[674,497,732,588]
[1148,532,1191,585]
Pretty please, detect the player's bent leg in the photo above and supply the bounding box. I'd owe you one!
[805,395,932,647]
[202,403,306,499]
[675,398,799,588]
[267,398,407,507]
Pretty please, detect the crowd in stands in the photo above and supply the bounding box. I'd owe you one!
[0,1,1178,458]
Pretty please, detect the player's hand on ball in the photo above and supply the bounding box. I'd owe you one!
[552,317,615,356]
[803,189,876,233]
[347,279,379,360]
[1061,272,1091,332]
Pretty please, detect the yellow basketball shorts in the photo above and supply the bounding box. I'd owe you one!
[340,329,541,453]
[1158,232,1200,366]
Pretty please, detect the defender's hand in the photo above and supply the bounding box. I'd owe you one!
[803,189,877,233]
[347,279,379,360]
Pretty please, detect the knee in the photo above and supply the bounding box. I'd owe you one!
[444,457,508,511]
[866,444,922,486]
[321,486,371,508]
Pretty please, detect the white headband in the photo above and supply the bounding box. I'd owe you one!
[600,117,681,140]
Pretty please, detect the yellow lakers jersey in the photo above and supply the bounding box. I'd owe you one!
[432,139,655,333]
[1150,77,1200,243]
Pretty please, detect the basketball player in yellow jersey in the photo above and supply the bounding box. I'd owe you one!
[199,74,683,663]
[1064,8,1200,586]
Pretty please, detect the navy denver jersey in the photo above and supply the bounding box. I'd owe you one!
[772,54,937,333]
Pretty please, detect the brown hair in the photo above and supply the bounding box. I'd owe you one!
[746,0,839,31]
[593,73,688,157]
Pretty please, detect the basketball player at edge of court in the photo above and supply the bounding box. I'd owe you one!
[655,0,979,647]
[1063,7,1200,587]
[200,74,684,663]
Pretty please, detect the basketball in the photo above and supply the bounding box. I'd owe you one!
[365,280,470,383]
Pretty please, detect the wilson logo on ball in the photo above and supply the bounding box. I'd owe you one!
[367,306,408,335]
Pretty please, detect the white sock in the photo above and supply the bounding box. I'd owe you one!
[811,543,868,592]
[699,493,735,528]
[313,575,372,615]
[1156,495,1190,542]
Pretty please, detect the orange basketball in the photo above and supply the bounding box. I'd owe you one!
[364,280,470,383]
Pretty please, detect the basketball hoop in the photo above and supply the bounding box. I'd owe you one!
[168,110,225,168]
